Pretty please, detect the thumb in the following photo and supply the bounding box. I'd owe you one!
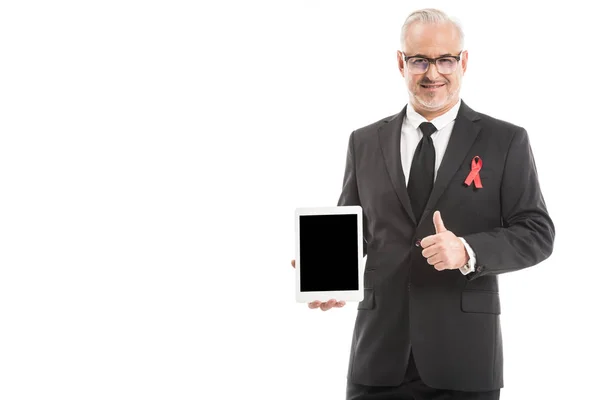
[433,211,447,233]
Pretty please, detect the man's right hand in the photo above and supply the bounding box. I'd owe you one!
[290,259,346,311]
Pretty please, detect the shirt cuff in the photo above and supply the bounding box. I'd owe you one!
[458,238,476,275]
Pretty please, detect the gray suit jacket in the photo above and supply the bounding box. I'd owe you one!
[337,101,555,391]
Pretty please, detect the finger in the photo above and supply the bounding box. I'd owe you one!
[427,254,443,266]
[434,261,448,271]
[334,301,346,307]
[320,299,337,311]
[420,234,438,248]
[421,244,441,258]
[308,301,321,309]
[321,299,336,311]
[433,211,447,233]
[291,259,295,268]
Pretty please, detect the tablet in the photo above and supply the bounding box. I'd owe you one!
[295,206,364,302]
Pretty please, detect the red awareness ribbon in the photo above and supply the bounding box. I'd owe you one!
[464,156,483,188]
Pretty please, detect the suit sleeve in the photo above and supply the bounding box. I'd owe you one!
[337,131,368,256]
[461,127,555,280]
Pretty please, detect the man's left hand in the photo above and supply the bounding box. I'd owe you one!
[420,211,469,271]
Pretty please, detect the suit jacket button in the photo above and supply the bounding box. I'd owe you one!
[415,240,421,247]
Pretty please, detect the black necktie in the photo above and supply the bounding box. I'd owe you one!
[407,122,437,222]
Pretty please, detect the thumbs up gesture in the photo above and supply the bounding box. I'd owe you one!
[420,211,469,271]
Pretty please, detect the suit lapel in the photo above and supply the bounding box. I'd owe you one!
[377,106,417,225]
[418,101,481,226]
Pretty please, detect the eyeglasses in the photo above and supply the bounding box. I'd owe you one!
[403,51,463,74]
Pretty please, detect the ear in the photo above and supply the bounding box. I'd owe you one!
[461,50,469,75]
[397,51,406,77]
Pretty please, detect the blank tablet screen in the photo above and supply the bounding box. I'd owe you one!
[299,214,359,292]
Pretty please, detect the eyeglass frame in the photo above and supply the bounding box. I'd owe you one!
[401,51,463,74]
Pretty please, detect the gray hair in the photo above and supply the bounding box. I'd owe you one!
[400,8,464,49]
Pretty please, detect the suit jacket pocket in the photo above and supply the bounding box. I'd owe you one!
[357,288,375,310]
[461,290,501,314]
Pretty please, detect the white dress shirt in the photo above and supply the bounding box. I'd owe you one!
[400,99,476,275]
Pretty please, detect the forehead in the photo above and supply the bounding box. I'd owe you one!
[403,22,461,56]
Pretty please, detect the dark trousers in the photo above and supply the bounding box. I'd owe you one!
[346,351,500,400]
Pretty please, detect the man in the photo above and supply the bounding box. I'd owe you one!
[291,8,554,400]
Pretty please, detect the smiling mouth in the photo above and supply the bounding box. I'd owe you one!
[420,83,445,89]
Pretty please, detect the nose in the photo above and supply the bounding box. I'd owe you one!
[425,62,441,80]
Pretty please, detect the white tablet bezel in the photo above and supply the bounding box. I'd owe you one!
[295,205,364,303]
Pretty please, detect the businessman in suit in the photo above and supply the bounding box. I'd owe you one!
[291,8,554,399]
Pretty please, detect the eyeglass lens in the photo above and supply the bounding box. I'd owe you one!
[408,58,457,74]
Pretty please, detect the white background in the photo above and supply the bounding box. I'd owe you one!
[0,1,598,399]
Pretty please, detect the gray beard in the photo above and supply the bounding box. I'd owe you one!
[412,89,457,111]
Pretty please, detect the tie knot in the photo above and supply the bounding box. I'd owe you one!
[419,122,437,138]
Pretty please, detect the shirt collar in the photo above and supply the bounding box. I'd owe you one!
[406,99,462,132]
